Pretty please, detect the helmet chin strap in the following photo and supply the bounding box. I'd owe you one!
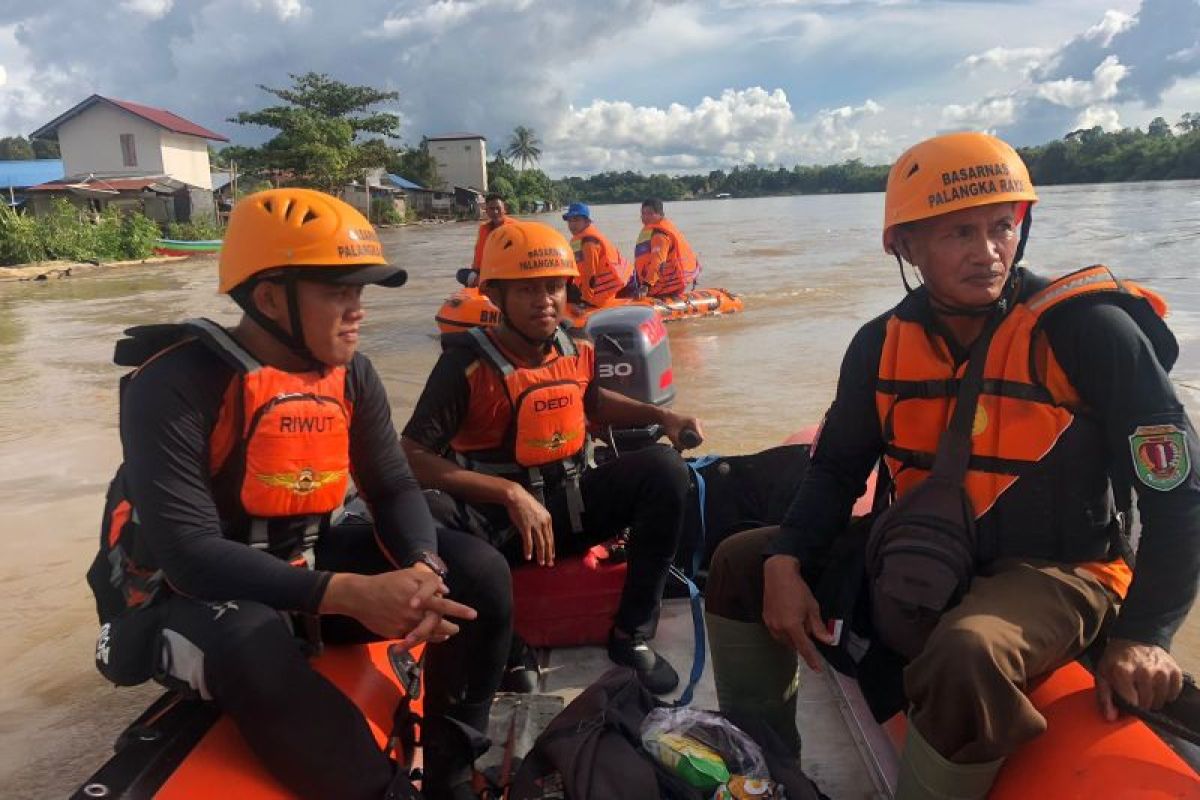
[494,286,557,353]
[899,209,1033,319]
[233,276,322,369]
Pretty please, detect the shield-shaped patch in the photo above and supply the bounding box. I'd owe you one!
[1129,424,1191,492]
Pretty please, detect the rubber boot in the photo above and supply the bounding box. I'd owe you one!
[706,611,802,757]
[421,701,492,800]
[894,724,1004,800]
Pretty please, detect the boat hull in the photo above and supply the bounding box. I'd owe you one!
[435,286,744,333]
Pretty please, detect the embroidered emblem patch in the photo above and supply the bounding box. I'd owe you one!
[1129,424,1190,491]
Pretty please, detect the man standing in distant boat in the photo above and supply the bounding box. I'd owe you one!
[634,197,700,297]
[562,201,635,306]
[472,193,514,271]
[704,132,1200,800]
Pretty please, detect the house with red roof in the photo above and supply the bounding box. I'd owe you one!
[26,95,229,223]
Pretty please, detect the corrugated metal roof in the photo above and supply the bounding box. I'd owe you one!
[30,95,229,142]
[0,159,64,188]
[427,132,486,141]
[384,173,426,190]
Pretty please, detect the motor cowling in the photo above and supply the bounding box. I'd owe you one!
[584,306,675,407]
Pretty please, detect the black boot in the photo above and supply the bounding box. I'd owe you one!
[499,632,539,693]
[421,704,492,800]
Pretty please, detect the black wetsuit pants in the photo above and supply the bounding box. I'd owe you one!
[151,525,511,800]
[426,443,689,638]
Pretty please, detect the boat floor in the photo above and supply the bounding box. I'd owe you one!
[519,597,891,799]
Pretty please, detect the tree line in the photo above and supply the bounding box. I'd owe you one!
[551,114,1200,204]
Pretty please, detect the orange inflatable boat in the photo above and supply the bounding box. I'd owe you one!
[72,641,421,800]
[435,285,744,333]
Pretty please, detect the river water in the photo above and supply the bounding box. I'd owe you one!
[2,181,1198,797]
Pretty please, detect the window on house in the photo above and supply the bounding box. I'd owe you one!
[120,134,137,167]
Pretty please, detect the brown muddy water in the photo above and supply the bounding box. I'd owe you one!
[2,182,1199,797]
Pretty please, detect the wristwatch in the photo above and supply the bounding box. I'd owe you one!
[405,550,448,579]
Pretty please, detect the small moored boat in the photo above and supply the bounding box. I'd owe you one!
[152,239,222,257]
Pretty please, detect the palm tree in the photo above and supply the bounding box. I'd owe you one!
[506,126,542,172]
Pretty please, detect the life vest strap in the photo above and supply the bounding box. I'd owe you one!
[877,377,1053,403]
[886,444,1035,477]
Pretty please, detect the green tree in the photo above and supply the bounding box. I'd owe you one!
[31,138,59,159]
[506,125,543,172]
[1147,117,1172,138]
[228,72,401,191]
[1178,112,1200,134]
[389,138,442,189]
[0,136,34,160]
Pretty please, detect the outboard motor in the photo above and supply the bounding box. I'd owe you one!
[585,306,675,454]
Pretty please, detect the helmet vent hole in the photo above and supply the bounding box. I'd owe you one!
[261,198,274,214]
[905,163,920,178]
[301,209,319,225]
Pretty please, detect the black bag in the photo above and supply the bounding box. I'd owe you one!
[864,313,999,661]
[510,668,825,800]
[678,444,812,579]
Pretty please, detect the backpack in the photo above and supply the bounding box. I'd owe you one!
[677,444,812,580]
[509,668,826,800]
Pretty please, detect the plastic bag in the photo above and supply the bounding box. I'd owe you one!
[640,708,771,793]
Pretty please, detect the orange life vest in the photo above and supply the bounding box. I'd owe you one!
[634,218,699,296]
[453,326,590,470]
[570,224,633,305]
[876,265,1171,598]
[473,217,514,269]
[95,320,352,613]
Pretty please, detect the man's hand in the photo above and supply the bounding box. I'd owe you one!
[661,410,704,451]
[319,569,477,645]
[505,484,555,566]
[1095,638,1184,721]
[762,555,835,672]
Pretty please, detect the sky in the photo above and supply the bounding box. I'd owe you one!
[0,0,1197,176]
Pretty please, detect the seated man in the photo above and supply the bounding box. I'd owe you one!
[402,219,703,695]
[634,197,699,297]
[86,189,510,800]
[562,201,634,305]
[472,193,514,270]
[705,132,1200,799]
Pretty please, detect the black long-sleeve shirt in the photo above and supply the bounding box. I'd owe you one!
[120,339,436,614]
[769,275,1200,650]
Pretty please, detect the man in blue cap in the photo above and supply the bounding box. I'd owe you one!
[562,202,635,306]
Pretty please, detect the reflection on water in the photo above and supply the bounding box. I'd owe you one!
[2,181,1200,796]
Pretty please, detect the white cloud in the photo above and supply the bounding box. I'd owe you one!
[1075,104,1122,130]
[1036,54,1126,106]
[544,88,887,173]
[0,64,6,87]
[120,0,173,17]
[374,1,477,39]
[253,0,306,21]
[940,95,1017,129]
[1083,9,1134,47]
[961,47,1049,74]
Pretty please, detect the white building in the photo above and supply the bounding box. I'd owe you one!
[30,95,228,190]
[426,133,488,193]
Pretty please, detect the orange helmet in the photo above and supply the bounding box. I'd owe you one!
[478,220,578,287]
[882,131,1037,254]
[218,188,406,293]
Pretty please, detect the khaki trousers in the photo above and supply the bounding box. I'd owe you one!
[705,526,1118,764]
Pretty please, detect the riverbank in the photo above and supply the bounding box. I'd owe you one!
[0,254,196,282]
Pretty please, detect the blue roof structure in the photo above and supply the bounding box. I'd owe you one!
[0,159,64,188]
[384,173,426,191]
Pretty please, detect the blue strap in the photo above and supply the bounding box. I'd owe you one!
[669,566,705,707]
[685,456,722,577]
